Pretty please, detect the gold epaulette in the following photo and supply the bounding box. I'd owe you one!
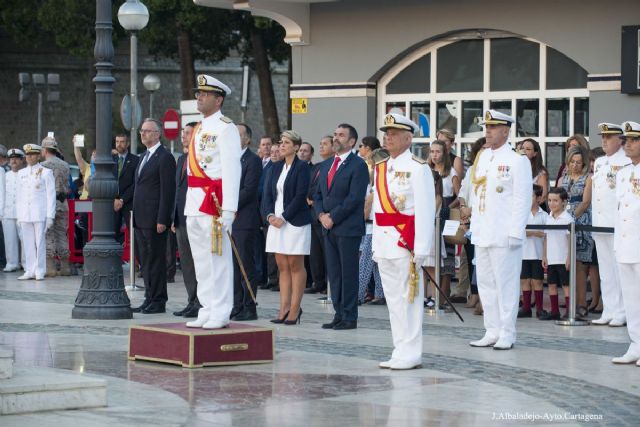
[220,115,233,124]
[375,156,389,165]
[412,154,427,164]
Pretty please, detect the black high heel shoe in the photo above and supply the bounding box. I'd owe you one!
[284,309,303,325]
[270,311,289,324]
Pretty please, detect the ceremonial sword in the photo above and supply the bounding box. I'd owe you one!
[212,193,257,305]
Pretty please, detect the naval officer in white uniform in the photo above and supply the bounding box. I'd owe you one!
[372,113,435,370]
[612,121,640,365]
[3,148,26,272]
[591,123,630,327]
[16,144,55,280]
[469,110,532,350]
[185,75,242,329]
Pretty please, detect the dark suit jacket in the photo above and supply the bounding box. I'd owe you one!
[173,153,189,228]
[133,144,176,229]
[263,156,312,227]
[113,152,139,211]
[234,148,262,230]
[313,152,369,237]
[308,161,323,221]
[258,161,273,224]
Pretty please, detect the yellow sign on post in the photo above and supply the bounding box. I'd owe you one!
[291,98,308,114]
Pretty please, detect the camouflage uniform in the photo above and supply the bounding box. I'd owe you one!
[41,155,70,258]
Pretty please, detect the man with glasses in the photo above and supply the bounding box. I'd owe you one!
[131,118,176,314]
[185,75,242,329]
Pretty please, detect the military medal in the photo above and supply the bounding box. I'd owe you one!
[205,155,212,163]
[631,172,640,197]
[496,186,503,193]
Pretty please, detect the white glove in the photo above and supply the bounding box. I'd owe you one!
[46,218,54,231]
[217,210,235,232]
[413,254,427,267]
[508,237,523,248]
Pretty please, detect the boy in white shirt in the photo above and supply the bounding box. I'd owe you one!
[541,188,573,320]
[518,184,547,318]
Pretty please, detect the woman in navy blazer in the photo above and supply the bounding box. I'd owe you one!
[263,130,311,325]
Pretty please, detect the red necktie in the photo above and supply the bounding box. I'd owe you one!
[327,156,341,189]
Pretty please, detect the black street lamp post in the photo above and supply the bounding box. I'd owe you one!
[72,0,132,319]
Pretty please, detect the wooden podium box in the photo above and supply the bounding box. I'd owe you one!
[128,323,274,368]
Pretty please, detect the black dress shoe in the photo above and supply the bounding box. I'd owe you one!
[517,309,532,318]
[271,285,280,292]
[333,320,357,330]
[450,296,467,304]
[322,318,341,329]
[142,303,166,314]
[167,277,175,284]
[230,306,243,319]
[182,305,200,318]
[538,310,561,321]
[369,298,386,306]
[259,283,273,290]
[304,286,323,294]
[173,304,191,316]
[232,306,258,321]
[132,300,150,313]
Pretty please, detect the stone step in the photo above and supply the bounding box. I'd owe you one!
[0,367,107,415]
[0,346,12,379]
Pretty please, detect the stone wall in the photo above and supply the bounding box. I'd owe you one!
[0,32,289,161]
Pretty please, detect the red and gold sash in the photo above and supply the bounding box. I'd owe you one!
[187,123,222,216]
[374,161,415,252]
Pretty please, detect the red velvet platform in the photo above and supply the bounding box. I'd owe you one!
[128,323,274,368]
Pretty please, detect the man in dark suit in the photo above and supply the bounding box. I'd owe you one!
[172,122,200,318]
[255,136,272,289]
[314,124,369,330]
[112,134,139,243]
[132,118,176,314]
[305,139,330,294]
[298,142,315,288]
[259,143,281,291]
[231,123,262,321]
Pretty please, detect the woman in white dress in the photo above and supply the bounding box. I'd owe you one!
[263,130,312,325]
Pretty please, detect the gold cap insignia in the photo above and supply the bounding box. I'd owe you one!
[198,75,206,86]
[384,115,396,126]
[485,111,492,121]
[625,122,632,132]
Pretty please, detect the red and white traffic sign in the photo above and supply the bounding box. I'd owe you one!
[162,109,180,140]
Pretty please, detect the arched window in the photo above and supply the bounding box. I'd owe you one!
[378,35,588,179]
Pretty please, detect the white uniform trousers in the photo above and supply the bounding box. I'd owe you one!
[593,234,625,322]
[2,219,24,269]
[378,256,424,365]
[187,215,233,324]
[617,262,640,358]
[20,221,46,278]
[475,246,523,344]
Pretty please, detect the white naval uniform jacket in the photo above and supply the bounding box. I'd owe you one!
[614,163,640,264]
[15,164,55,223]
[184,110,242,216]
[592,148,631,228]
[372,149,436,259]
[4,170,19,219]
[470,142,532,247]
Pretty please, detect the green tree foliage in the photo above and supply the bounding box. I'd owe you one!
[0,0,124,55]
[142,0,236,63]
